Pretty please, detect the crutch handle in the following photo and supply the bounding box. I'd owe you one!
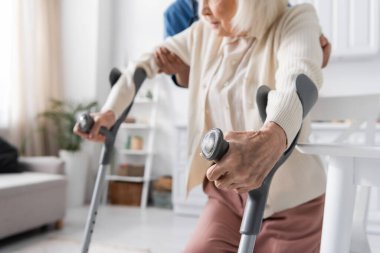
[77,67,123,136]
[78,113,109,136]
[200,128,229,161]
[77,67,147,148]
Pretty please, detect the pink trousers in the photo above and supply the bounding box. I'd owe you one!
[183,179,325,253]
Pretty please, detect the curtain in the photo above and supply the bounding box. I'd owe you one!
[10,0,63,156]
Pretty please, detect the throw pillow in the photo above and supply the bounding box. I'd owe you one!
[0,137,21,173]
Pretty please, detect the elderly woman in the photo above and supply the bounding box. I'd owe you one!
[75,0,327,252]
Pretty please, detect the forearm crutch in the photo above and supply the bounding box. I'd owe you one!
[77,67,147,253]
[200,74,318,253]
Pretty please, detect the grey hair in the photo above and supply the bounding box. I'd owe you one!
[232,0,288,38]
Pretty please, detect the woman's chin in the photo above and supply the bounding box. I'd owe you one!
[211,27,225,36]
[207,23,231,37]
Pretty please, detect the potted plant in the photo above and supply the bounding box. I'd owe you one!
[39,99,98,207]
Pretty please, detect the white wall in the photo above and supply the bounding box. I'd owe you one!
[60,0,99,101]
[60,0,116,201]
[113,0,173,63]
[112,0,189,178]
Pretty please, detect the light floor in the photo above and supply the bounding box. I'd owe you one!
[1,205,380,253]
[0,206,196,253]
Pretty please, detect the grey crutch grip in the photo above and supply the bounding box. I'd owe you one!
[201,128,229,161]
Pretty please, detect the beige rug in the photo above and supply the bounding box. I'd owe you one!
[14,236,150,253]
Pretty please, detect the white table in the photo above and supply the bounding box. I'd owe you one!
[297,144,380,253]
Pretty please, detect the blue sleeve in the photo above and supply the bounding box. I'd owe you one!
[164,1,193,38]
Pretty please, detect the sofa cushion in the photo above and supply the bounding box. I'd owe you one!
[0,172,66,198]
[0,172,67,239]
[0,137,21,173]
[19,156,65,175]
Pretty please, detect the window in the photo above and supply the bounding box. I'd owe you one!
[0,0,14,128]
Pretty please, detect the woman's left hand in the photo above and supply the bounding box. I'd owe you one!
[206,122,287,194]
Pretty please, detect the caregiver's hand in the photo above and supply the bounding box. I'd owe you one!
[154,47,190,87]
[320,34,331,68]
[206,122,287,194]
[73,110,116,143]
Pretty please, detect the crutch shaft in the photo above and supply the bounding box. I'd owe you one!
[238,235,256,253]
[81,161,109,253]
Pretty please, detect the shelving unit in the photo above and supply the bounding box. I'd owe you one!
[105,81,158,209]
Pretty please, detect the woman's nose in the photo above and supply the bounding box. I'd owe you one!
[201,0,210,16]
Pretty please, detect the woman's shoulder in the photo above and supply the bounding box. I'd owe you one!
[270,3,320,36]
[282,3,319,24]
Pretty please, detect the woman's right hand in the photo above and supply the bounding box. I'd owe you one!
[206,122,287,193]
[73,110,116,143]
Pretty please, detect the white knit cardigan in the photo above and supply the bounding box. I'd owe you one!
[103,4,326,217]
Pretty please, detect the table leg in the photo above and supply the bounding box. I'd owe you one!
[320,157,356,253]
[350,185,371,253]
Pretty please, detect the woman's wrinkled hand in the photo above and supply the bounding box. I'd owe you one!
[205,122,287,194]
[73,110,116,143]
[154,47,190,87]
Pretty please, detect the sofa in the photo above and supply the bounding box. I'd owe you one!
[0,156,67,239]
